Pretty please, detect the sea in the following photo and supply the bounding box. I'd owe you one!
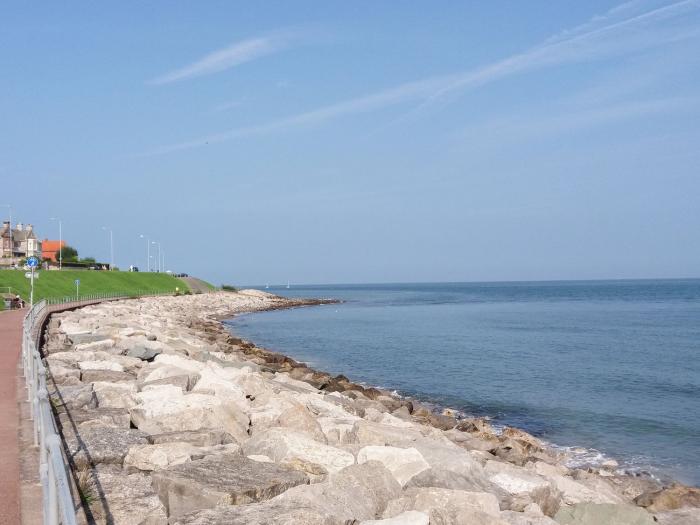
[224,280,700,486]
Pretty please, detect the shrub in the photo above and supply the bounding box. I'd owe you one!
[58,245,79,262]
[221,284,238,292]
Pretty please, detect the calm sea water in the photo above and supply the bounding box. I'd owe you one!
[225,280,700,485]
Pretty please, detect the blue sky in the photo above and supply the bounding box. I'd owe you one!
[1,1,699,285]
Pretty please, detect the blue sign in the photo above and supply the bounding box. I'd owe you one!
[26,256,39,268]
[75,279,80,285]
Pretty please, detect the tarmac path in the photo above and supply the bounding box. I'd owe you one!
[0,308,25,525]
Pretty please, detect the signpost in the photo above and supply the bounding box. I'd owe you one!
[26,256,39,306]
[75,279,80,300]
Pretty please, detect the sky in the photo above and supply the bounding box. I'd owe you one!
[1,0,699,285]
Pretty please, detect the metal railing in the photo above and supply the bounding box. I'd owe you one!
[23,298,76,525]
[21,289,182,524]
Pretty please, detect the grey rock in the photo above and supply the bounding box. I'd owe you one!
[276,403,328,443]
[57,407,131,430]
[151,454,309,519]
[243,428,355,474]
[63,426,149,469]
[258,460,402,524]
[406,468,511,508]
[128,344,161,361]
[173,502,332,525]
[485,460,562,516]
[382,487,502,525]
[84,464,167,525]
[46,364,81,384]
[81,369,136,383]
[148,429,236,447]
[69,333,109,345]
[50,384,97,410]
[140,374,193,391]
[554,503,655,525]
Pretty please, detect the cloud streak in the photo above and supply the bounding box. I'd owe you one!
[150,31,295,85]
[148,0,700,154]
[460,96,700,147]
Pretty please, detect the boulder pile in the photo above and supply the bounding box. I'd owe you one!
[42,290,699,525]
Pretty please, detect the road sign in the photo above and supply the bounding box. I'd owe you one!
[75,279,80,285]
[25,272,39,279]
[26,256,39,268]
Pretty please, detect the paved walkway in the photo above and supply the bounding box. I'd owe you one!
[0,308,25,525]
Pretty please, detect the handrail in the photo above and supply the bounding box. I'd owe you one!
[21,289,182,524]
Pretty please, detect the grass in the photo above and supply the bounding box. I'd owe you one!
[76,467,96,506]
[0,269,193,303]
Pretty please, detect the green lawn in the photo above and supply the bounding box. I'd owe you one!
[0,270,191,303]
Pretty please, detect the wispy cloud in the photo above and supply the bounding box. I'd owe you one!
[211,98,247,113]
[460,96,700,146]
[150,31,297,85]
[148,0,700,154]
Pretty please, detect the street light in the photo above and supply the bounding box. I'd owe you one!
[151,241,161,272]
[101,226,114,270]
[139,234,150,272]
[1,205,11,262]
[49,217,62,270]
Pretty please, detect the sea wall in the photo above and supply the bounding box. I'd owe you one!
[42,290,699,524]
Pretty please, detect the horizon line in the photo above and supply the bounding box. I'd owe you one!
[243,276,700,288]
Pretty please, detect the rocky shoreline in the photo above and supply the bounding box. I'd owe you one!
[42,290,699,524]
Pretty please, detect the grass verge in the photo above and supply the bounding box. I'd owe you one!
[0,270,192,303]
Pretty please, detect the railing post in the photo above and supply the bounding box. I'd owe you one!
[33,396,39,446]
[47,457,59,525]
[40,462,50,525]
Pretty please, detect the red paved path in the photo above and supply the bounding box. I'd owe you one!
[0,309,24,525]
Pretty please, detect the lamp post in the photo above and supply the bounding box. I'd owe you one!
[49,217,62,270]
[1,205,11,262]
[151,241,161,272]
[140,234,150,272]
[102,226,113,270]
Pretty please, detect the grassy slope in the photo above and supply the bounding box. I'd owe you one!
[0,270,191,303]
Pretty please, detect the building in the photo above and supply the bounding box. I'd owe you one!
[41,239,65,262]
[0,221,42,260]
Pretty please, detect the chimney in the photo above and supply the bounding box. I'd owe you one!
[26,224,33,232]
[16,222,23,231]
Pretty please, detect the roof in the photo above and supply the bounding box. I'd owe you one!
[42,240,64,251]
[1,227,37,241]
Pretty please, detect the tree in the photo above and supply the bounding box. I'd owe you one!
[57,245,78,262]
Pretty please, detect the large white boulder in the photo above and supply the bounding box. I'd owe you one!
[243,428,355,474]
[93,381,138,409]
[357,446,430,487]
[318,416,361,445]
[124,442,198,471]
[383,487,504,524]
[130,391,249,442]
[78,360,124,372]
[190,365,248,405]
[485,461,562,516]
[153,354,205,373]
